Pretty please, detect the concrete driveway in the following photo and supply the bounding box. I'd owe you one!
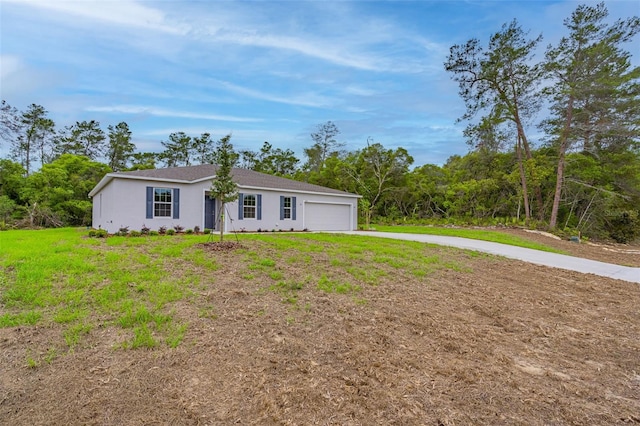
[337,231,640,284]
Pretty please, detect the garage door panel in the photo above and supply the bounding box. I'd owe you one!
[305,203,351,231]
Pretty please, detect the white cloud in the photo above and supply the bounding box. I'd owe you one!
[343,85,378,97]
[86,105,262,123]
[212,30,386,72]
[0,55,58,100]
[0,55,23,80]
[213,80,336,109]
[6,0,442,74]
[184,2,440,73]
[4,0,188,34]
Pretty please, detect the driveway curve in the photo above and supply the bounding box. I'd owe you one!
[337,231,640,284]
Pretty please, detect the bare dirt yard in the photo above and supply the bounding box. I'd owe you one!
[497,227,640,267]
[1,233,639,425]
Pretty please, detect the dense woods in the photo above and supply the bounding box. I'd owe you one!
[0,3,638,242]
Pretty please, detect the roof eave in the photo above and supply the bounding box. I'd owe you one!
[88,174,114,197]
[89,172,360,198]
[89,173,214,197]
[237,184,361,198]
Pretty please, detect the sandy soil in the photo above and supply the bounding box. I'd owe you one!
[1,235,639,425]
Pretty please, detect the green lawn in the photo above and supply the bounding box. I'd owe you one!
[371,224,565,253]
[0,228,201,350]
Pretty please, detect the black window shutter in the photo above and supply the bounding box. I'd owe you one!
[292,197,297,220]
[257,194,262,220]
[146,187,153,219]
[279,196,284,220]
[238,193,244,220]
[173,188,180,219]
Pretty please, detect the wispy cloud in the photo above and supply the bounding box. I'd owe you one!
[343,85,378,97]
[6,0,439,74]
[5,0,188,34]
[86,105,262,123]
[176,1,440,73]
[213,80,336,109]
[211,30,386,72]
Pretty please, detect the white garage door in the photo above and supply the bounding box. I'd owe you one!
[304,203,351,231]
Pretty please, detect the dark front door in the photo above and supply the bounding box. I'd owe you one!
[205,196,215,230]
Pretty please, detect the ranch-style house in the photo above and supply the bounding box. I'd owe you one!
[88,165,360,234]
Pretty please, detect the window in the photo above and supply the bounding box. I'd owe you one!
[154,188,172,217]
[283,197,292,219]
[238,193,261,220]
[280,195,296,220]
[146,187,179,219]
[243,194,256,219]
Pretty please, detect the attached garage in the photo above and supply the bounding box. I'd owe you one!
[304,202,352,231]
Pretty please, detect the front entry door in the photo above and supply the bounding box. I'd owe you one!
[205,196,216,230]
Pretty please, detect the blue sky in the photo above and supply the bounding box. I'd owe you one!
[1,0,638,167]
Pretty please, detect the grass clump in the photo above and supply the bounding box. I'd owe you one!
[0,311,42,327]
[166,323,188,348]
[63,322,93,348]
[268,280,305,304]
[127,324,157,349]
[53,307,88,324]
[317,274,359,294]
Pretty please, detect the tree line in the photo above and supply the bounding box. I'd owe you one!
[443,2,639,240]
[0,3,638,241]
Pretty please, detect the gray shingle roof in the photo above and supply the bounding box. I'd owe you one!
[104,165,357,196]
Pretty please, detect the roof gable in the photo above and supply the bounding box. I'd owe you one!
[89,165,359,198]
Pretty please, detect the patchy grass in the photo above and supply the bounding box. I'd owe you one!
[0,228,468,354]
[317,274,360,294]
[2,228,639,425]
[0,228,206,350]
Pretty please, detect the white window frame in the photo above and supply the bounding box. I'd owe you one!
[243,194,257,219]
[154,187,172,218]
[283,196,292,219]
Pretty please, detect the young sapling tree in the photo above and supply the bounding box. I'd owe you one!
[210,134,238,242]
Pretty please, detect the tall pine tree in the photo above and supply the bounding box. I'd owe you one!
[445,20,544,222]
[544,2,640,228]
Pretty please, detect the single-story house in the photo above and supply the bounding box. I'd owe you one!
[88,165,360,234]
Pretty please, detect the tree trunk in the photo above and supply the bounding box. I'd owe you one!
[516,134,531,225]
[25,143,31,176]
[549,145,567,229]
[219,202,225,242]
[515,120,544,219]
[550,95,575,228]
